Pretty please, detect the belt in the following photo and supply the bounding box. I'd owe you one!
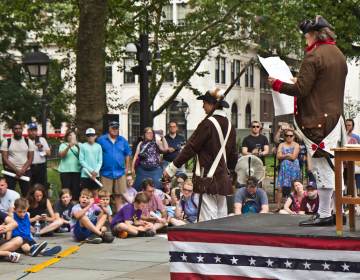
[32,162,46,166]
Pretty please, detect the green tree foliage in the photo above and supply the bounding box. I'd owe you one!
[0,0,74,128]
[1,0,360,130]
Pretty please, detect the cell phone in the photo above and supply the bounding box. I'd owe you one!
[175,188,181,200]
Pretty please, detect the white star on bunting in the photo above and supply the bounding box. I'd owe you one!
[231,256,238,265]
[322,262,330,270]
[266,259,274,267]
[197,255,204,263]
[303,261,311,270]
[181,254,187,261]
[214,256,221,263]
[284,260,292,268]
[249,257,256,266]
[342,263,350,272]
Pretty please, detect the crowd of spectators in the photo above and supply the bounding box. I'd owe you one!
[1,117,352,263]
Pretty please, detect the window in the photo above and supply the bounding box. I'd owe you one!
[162,5,173,21]
[215,57,220,83]
[128,102,140,147]
[245,64,254,88]
[231,60,240,86]
[245,103,252,128]
[177,3,188,24]
[124,58,135,84]
[166,101,187,139]
[260,69,271,92]
[220,57,226,84]
[105,66,112,84]
[164,69,174,82]
[231,103,238,128]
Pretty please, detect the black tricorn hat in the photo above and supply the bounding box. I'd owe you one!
[197,88,229,108]
[299,15,333,34]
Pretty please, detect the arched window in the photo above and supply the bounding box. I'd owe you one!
[231,103,238,128]
[128,101,140,147]
[245,103,252,128]
[166,101,187,138]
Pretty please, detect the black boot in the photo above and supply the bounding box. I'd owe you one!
[332,214,347,225]
[299,214,333,226]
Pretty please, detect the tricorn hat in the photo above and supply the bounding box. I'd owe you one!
[197,88,229,108]
[299,15,333,34]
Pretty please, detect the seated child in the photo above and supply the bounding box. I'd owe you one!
[11,198,61,257]
[71,188,107,244]
[279,180,306,215]
[98,189,112,224]
[170,180,199,226]
[28,184,63,235]
[54,188,75,233]
[299,182,319,215]
[0,210,22,262]
[110,192,154,238]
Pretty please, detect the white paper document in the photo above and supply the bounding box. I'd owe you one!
[258,55,295,116]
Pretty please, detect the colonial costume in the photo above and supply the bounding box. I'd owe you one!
[165,89,237,221]
[271,16,347,226]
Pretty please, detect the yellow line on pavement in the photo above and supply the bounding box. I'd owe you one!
[25,258,60,273]
[24,245,81,274]
[56,245,80,258]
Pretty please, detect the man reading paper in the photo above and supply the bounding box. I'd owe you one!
[268,15,347,226]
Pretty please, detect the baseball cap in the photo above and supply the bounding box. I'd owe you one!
[109,121,119,128]
[306,181,317,190]
[85,128,96,135]
[28,122,38,130]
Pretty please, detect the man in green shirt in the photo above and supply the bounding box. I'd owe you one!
[79,128,103,198]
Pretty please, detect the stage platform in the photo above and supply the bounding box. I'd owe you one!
[168,214,360,280]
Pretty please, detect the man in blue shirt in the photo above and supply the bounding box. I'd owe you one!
[163,121,186,174]
[97,121,131,210]
[234,177,269,215]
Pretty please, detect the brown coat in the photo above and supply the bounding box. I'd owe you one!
[173,110,237,195]
[280,43,347,144]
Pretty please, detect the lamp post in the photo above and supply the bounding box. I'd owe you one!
[177,98,189,140]
[126,34,152,133]
[23,49,50,138]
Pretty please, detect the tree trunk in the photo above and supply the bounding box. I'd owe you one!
[76,0,107,140]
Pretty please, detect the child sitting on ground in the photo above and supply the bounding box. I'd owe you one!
[28,184,64,236]
[110,192,154,238]
[11,198,61,257]
[299,182,319,215]
[54,188,74,233]
[71,188,108,244]
[98,189,112,224]
[0,210,22,263]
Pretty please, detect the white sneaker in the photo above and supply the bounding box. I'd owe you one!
[8,252,21,263]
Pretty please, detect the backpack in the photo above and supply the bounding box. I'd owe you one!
[7,137,31,148]
[180,193,198,211]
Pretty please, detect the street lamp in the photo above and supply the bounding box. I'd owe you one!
[177,99,189,139]
[23,49,50,138]
[125,34,151,133]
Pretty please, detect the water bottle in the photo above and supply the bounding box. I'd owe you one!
[34,221,41,240]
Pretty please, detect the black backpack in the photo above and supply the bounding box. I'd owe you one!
[6,136,29,149]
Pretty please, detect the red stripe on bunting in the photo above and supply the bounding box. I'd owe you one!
[168,230,360,251]
[170,272,274,280]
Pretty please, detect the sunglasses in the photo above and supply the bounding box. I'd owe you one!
[252,125,260,128]
[285,134,294,137]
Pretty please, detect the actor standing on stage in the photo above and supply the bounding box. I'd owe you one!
[269,15,347,226]
[163,89,237,221]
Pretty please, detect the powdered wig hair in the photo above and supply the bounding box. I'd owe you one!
[313,27,336,42]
